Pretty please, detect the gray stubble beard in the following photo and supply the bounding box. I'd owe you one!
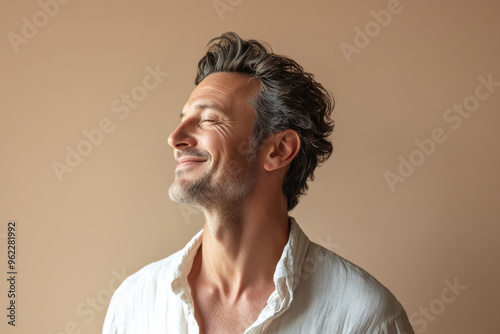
[168,152,259,216]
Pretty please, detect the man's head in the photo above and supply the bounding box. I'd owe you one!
[196,32,335,210]
[169,32,334,211]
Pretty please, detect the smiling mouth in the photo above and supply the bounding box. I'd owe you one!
[176,157,208,168]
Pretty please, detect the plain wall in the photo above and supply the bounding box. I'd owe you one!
[1,0,499,333]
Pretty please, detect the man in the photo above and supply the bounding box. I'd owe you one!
[103,32,414,334]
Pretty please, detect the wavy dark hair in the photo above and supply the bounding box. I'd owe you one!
[195,32,335,211]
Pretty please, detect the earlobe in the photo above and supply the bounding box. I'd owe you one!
[264,130,301,172]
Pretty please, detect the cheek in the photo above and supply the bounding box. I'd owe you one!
[211,125,237,144]
[201,127,255,168]
[202,128,239,156]
[224,159,245,178]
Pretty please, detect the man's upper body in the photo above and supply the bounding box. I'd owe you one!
[103,32,414,333]
[103,218,413,334]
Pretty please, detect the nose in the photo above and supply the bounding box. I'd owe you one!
[168,120,196,150]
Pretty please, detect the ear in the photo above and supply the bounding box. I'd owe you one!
[263,129,301,172]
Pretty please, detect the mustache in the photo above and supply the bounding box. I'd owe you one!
[176,148,211,160]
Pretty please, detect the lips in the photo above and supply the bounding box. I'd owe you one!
[176,156,208,168]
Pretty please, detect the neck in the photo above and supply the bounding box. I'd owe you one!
[190,190,290,297]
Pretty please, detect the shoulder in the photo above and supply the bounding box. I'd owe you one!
[102,250,184,333]
[299,242,412,331]
[304,242,395,297]
[105,249,183,319]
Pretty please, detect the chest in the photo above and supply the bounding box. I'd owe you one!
[191,290,271,334]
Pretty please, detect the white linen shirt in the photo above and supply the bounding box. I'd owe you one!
[103,218,414,334]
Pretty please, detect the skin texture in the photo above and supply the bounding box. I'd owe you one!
[168,72,301,334]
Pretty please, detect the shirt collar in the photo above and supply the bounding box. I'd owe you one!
[250,217,310,331]
[170,228,203,307]
[169,217,311,330]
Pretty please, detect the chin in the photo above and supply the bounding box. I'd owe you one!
[169,181,186,201]
[168,180,200,205]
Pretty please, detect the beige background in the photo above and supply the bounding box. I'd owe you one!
[1,0,499,333]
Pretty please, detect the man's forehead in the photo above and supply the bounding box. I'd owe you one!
[182,72,259,117]
[181,90,227,119]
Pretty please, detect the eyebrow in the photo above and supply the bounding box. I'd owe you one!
[179,103,224,119]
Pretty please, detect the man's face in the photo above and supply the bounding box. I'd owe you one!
[168,72,261,210]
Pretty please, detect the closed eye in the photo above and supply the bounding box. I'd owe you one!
[200,119,217,123]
